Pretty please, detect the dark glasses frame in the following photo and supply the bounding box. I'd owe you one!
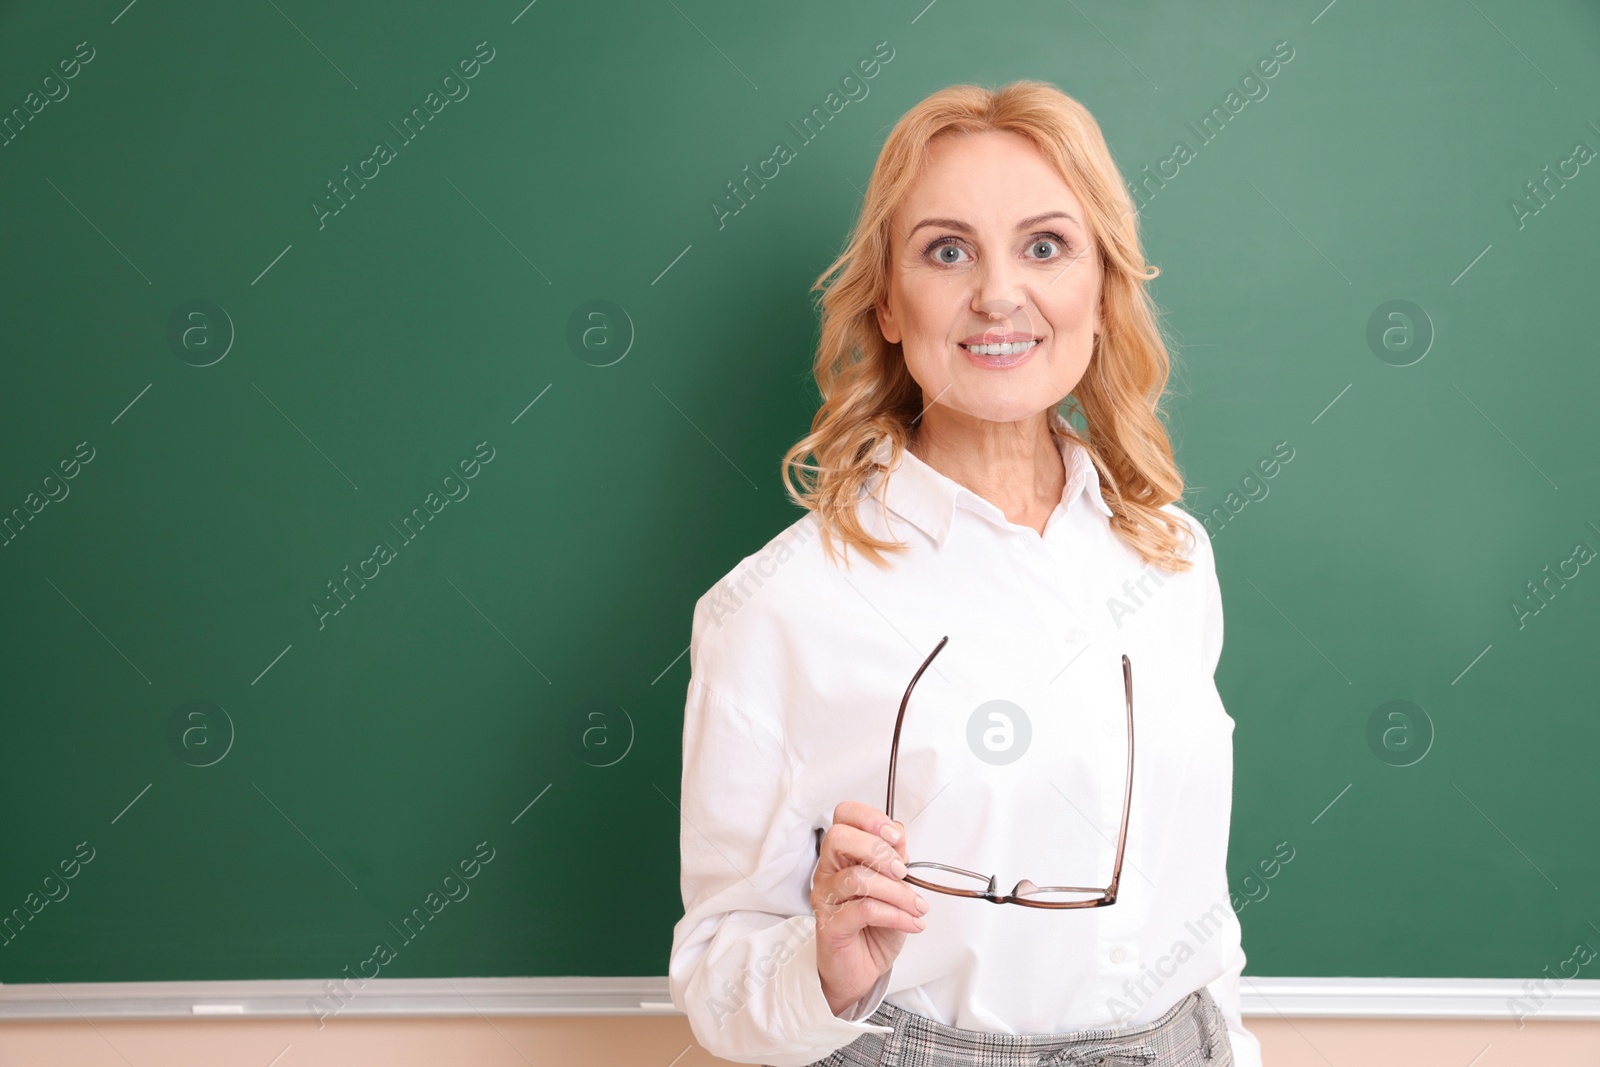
[883,635,1134,908]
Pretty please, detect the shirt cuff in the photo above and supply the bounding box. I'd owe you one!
[785,919,895,1039]
[833,962,894,1023]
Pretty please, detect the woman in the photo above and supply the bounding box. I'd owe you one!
[667,80,1261,1067]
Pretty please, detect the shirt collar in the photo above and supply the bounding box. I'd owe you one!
[862,412,1115,547]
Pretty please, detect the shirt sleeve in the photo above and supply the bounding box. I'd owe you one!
[1195,514,1224,677]
[1191,512,1262,1067]
[667,670,894,1066]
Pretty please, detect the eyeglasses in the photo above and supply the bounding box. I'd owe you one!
[884,635,1134,908]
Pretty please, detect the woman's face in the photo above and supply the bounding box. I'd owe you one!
[876,129,1103,428]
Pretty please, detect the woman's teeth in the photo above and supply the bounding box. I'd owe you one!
[962,340,1039,356]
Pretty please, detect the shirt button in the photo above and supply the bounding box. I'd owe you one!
[1103,718,1119,735]
[1110,946,1127,964]
[1065,629,1084,644]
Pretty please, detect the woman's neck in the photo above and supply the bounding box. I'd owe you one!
[907,408,1066,536]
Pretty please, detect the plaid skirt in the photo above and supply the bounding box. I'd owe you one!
[799,986,1233,1067]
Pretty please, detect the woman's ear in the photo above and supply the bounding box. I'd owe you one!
[875,297,901,345]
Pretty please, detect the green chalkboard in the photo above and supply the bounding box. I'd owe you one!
[2,0,1597,986]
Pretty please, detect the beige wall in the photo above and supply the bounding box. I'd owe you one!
[1,1015,1597,1066]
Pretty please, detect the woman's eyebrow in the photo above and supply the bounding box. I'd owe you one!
[906,211,1079,242]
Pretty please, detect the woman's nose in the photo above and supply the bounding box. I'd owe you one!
[971,253,1032,323]
[971,290,1035,336]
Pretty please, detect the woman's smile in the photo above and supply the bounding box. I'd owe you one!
[959,336,1042,369]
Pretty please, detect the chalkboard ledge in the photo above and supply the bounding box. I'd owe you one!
[0,977,1595,1021]
[0,977,679,1021]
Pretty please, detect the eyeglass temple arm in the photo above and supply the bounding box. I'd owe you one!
[882,639,1134,904]
[1028,656,1135,904]
[1106,652,1133,900]
[885,635,949,820]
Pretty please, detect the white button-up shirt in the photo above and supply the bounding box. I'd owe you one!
[668,418,1262,1067]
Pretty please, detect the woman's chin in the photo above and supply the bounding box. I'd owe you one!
[931,396,1062,427]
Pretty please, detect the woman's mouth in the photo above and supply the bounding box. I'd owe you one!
[959,338,1040,368]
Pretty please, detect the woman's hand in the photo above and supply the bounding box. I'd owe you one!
[812,800,930,1017]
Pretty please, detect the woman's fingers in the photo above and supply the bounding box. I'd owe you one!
[812,801,927,1013]
[817,881,928,936]
[815,863,929,930]
[820,823,907,881]
[831,801,906,862]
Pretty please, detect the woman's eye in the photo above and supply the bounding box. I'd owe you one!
[922,233,1073,265]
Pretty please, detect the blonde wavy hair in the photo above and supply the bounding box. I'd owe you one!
[780,79,1198,573]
